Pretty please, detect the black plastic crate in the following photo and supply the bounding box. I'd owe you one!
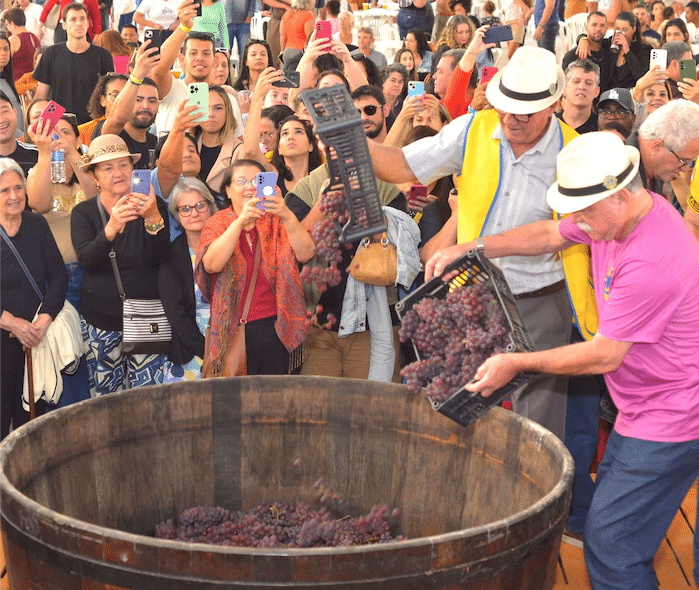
[395,250,537,427]
[300,86,386,243]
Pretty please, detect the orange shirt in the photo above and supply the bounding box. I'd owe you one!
[281,10,314,50]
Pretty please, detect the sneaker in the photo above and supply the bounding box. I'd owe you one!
[562,528,584,548]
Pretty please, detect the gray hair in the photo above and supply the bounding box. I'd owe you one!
[291,0,314,9]
[169,177,216,225]
[358,26,374,37]
[0,158,25,184]
[442,48,467,71]
[662,40,692,66]
[639,99,699,152]
[565,59,601,87]
[339,10,354,25]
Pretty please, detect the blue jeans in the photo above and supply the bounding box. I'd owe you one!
[227,21,251,56]
[585,430,699,589]
[537,24,558,54]
[564,329,608,533]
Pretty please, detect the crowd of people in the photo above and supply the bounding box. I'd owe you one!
[2,0,699,587]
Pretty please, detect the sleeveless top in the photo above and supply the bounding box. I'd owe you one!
[13,32,41,81]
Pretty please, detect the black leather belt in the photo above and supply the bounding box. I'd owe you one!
[514,279,566,300]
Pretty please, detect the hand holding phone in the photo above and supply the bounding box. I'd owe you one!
[271,70,300,88]
[680,59,697,81]
[31,101,66,135]
[649,49,667,71]
[480,66,498,84]
[407,81,424,98]
[143,29,162,55]
[187,82,209,123]
[316,20,332,49]
[482,25,513,45]
[256,172,277,211]
[131,170,151,197]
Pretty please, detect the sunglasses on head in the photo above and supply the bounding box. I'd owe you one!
[357,104,382,116]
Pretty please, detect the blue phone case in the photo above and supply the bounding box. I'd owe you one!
[131,170,150,196]
[256,172,277,211]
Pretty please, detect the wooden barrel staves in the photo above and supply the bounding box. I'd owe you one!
[0,376,573,589]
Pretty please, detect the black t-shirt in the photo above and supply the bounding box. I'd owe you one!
[7,141,38,177]
[34,43,114,125]
[556,111,598,135]
[92,120,157,170]
[199,144,221,184]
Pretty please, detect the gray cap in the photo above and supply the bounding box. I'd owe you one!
[598,88,634,112]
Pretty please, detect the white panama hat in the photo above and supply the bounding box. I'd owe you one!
[485,46,566,115]
[547,132,641,215]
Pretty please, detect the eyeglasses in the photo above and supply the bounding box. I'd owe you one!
[494,109,533,123]
[357,104,383,116]
[177,200,209,216]
[233,177,258,188]
[107,91,120,101]
[260,131,277,140]
[598,108,633,118]
[668,146,697,169]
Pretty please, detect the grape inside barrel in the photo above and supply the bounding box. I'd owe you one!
[0,376,572,589]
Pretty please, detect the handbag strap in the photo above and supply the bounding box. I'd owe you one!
[97,199,127,303]
[0,225,43,301]
[240,237,262,324]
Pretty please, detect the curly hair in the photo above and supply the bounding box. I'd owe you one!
[436,14,474,49]
[87,73,128,120]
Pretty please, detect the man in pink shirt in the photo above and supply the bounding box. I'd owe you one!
[425,130,699,590]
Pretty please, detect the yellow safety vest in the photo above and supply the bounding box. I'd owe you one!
[456,109,598,341]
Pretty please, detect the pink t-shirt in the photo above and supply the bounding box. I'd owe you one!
[560,193,699,442]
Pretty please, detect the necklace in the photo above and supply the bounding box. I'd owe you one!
[243,228,255,249]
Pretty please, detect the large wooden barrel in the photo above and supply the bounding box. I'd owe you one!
[0,377,573,589]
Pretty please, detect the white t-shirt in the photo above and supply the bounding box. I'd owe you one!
[23,3,52,47]
[135,0,180,30]
[154,78,245,139]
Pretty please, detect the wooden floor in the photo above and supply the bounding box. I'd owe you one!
[553,484,699,590]
[0,487,696,589]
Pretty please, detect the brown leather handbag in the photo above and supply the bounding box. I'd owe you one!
[349,235,397,287]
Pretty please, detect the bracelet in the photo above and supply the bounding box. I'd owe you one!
[144,217,165,234]
[179,23,192,33]
[129,74,143,85]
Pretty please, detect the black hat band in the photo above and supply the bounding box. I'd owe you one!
[498,78,558,102]
[558,162,635,197]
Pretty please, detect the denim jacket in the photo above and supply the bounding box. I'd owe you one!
[339,207,421,382]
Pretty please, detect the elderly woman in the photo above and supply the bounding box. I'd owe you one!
[1,158,68,438]
[71,134,170,395]
[159,178,215,381]
[195,159,314,377]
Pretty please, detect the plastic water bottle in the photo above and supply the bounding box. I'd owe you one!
[51,134,66,184]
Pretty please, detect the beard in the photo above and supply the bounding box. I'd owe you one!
[364,119,384,139]
[130,111,155,129]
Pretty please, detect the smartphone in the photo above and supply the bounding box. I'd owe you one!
[680,59,697,81]
[187,82,209,123]
[482,24,514,44]
[256,171,277,211]
[31,100,65,134]
[271,70,300,88]
[407,81,424,98]
[143,29,162,55]
[194,0,202,17]
[316,20,332,44]
[649,49,667,71]
[480,66,499,84]
[409,184,428,203]
[113,55,129,74]
[131,169,150,196]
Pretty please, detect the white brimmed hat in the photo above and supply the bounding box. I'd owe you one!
[485,47,565,115]
[547,132,641,214]
[81,134,141,170]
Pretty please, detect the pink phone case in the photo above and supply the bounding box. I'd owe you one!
[31,101,65,135]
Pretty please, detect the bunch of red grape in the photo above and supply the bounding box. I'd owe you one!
[154,501,404,548]
[300,186,349,293]
[400,282,510,404]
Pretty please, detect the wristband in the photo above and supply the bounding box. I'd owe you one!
[179,23,192,33]
[129,74,143,85]
[688,194,699,215]
[145,217,165,234]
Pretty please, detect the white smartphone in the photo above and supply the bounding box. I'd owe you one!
[650,49,667,71]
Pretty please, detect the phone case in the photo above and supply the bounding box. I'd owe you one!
[113,55,130,74]
[256,172,277,211]
[481,66,498,84]
[31,101,66,134]
[482,25,513,44]
[195,1,202,16]
[272,70,300,88]
[188,82,209,123]
[316,20,332,42]
[131,170,150,196]
[407,81,424,98]
[649,49,667,71]
[144,29,162,53]
[680,59,697,81]
[409,185,428,201]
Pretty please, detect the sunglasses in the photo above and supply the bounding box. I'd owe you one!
[357,104,383,116]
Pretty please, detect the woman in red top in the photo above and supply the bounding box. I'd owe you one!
[195,159,314,377]
[280,0,315,67]
[38,0,102,45]
[4,8,41,82]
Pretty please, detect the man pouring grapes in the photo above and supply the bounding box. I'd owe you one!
[368,45,596,443]
[426,131,699,590]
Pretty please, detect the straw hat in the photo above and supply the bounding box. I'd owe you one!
[485,47,565,115]
[81,134,141,170]
[546,132,641,214]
